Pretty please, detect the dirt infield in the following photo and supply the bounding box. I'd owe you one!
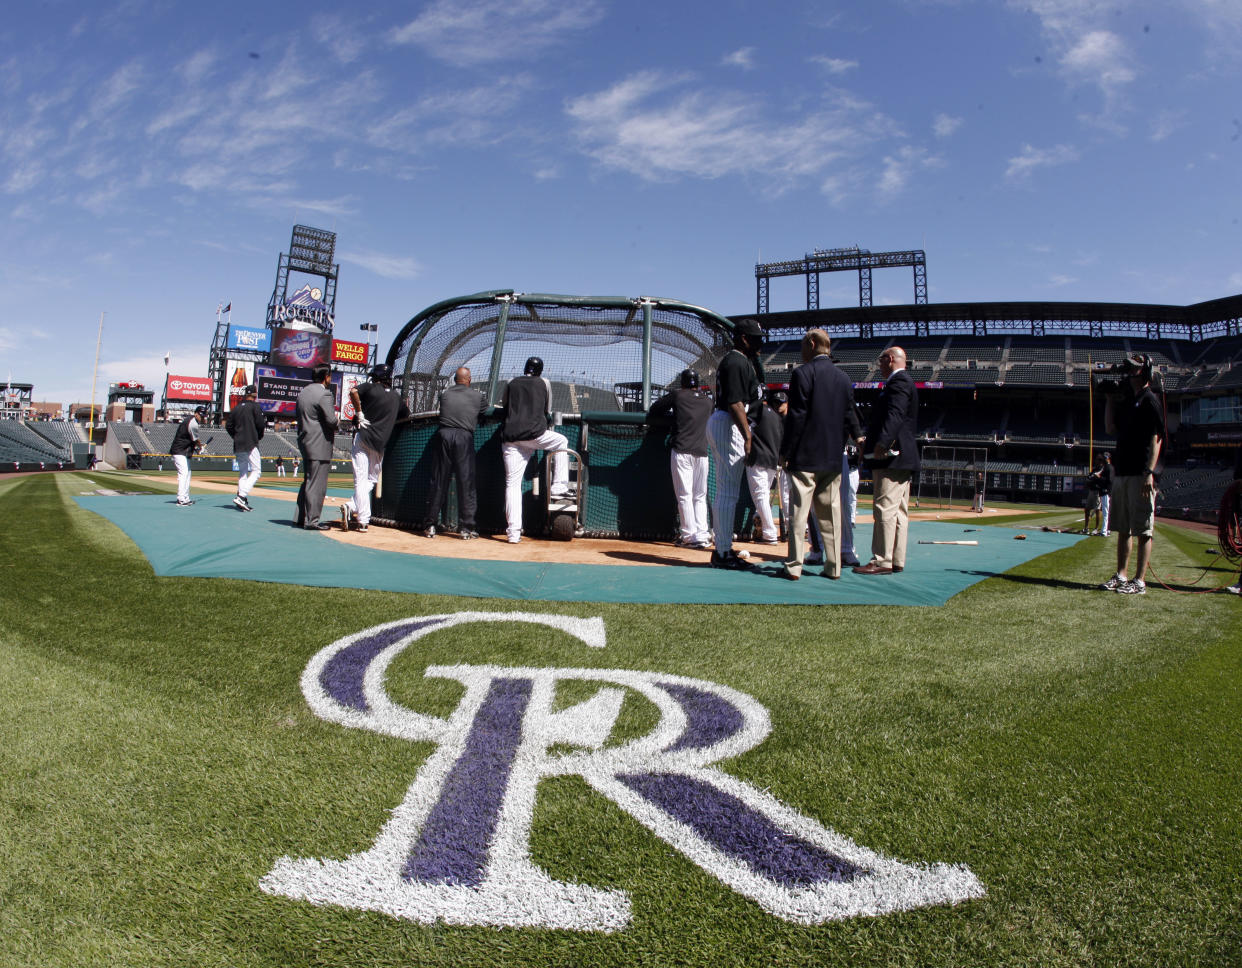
[166,476,1036,569]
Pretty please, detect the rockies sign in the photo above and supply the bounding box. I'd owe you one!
[261,612,984,931]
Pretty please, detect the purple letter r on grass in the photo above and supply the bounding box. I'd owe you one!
[260,612,983,931]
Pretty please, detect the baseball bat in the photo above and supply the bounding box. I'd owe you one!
[917,539,979,545]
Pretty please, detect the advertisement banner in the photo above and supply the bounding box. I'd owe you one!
[255,364,341,416]
[227,326,272,353]
[270,327,331,369]
[331,339,369,366]
[165,374,214,402]
[339,372,363,421]
[223,360,255,413]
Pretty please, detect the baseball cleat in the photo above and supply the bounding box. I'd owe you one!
[233,495,248,511]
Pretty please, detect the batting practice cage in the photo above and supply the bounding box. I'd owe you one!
[916,446,990,511]
[372,291,751,539]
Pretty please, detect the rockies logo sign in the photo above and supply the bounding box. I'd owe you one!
[261,612,983,930]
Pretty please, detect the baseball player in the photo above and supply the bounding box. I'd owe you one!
[648,369,713,549]
[225,384,265,512]
[745,394,783,544]
[498,356,568,544]
[341,364,410,533]
[170,406,205,506]
[706,317,766,570]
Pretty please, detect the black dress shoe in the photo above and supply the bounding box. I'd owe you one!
[305,523,332,531]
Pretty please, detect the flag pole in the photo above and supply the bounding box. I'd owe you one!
[87,311,105,449]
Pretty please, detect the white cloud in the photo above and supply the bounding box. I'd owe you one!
[1009,1,1136,120]
[1048,273,1077,287]
[932,113,963,139]
[390,0,605,66]
[566,71,903,190]
[1005,143,1079,181]
[340,250,423,280]
[722,47,755,70]
[810,55,859,74]
[1149,109,1185,142]
[877,146,942,199]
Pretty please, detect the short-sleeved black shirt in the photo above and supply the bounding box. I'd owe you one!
[714,349,762,418]
[355,382,409,451]
[1114,388,1164,476]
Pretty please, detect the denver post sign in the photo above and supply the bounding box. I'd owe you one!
[331,339,369,367]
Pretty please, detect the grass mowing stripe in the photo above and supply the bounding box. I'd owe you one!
[1,471,1238,966]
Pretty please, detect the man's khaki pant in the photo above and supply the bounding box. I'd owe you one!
[785,469,842,578]
[870,468,913,569]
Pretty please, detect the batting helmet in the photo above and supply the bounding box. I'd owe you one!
[680,369,699,389]
[524,356,544,377]
[370,363,393,383]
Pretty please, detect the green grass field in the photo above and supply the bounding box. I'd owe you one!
[3,471,1239,967]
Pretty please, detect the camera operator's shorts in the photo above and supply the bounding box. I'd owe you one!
[1085,490,1100,511]
[1111,474,1155,537]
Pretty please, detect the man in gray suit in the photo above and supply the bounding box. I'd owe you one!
[296,362,338,530]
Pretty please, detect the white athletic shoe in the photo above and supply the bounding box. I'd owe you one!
[1100,575,1125,591]
[1224,583,1240,596]
[507,533,521,544]
[1116,579,1146,595]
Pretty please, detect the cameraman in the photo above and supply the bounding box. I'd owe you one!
[1099,355,1164,595]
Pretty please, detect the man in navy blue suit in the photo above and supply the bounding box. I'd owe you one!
[856,346,921,575]
[779,329,863,580]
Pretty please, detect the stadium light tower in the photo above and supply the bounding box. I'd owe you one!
[361,323,378,366]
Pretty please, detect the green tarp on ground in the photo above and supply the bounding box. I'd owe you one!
[75,494,1084,606]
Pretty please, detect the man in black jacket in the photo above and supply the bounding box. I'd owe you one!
[780,329,863,580]
[855,346,920,575]
[225,385,265,512]
[170,406,205,506]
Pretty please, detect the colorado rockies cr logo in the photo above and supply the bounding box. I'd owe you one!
[261,612,983,931]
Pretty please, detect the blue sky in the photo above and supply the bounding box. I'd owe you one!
[2,0,1240,407]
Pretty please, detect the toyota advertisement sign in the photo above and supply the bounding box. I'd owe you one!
[164,374,214,402]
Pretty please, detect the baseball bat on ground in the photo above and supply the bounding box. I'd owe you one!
[917,539,979,545]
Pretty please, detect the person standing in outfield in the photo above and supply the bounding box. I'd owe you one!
[170,406,205,506]
[746,393,784,545]
[779,329,863,580]
[855,346,920,575]
[839,440,862,568]
[1098,452,1113,536]
[1099,355,1165,595]
[295,363,338,531]
[341,364,410,534]
[498,357,568,544]
[707,317,766,570]
[1084,458,1104,534]
[225,385,265,512]
[1227,442,1242,596]
[422,366,487,539]
[648,369,713,549]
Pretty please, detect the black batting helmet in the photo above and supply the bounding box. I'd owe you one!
[680,369,699,389]
[370,363,393,383]
[524,356,544,377]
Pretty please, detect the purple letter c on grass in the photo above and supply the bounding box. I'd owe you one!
[261,612,984,930]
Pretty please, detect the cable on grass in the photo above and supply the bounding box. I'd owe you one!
[1146,483,1241,594]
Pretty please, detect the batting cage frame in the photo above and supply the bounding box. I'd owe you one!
[916,446,990,512]
[372,291,758,540]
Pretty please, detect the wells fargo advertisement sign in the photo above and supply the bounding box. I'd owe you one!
[331,339,369,366]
